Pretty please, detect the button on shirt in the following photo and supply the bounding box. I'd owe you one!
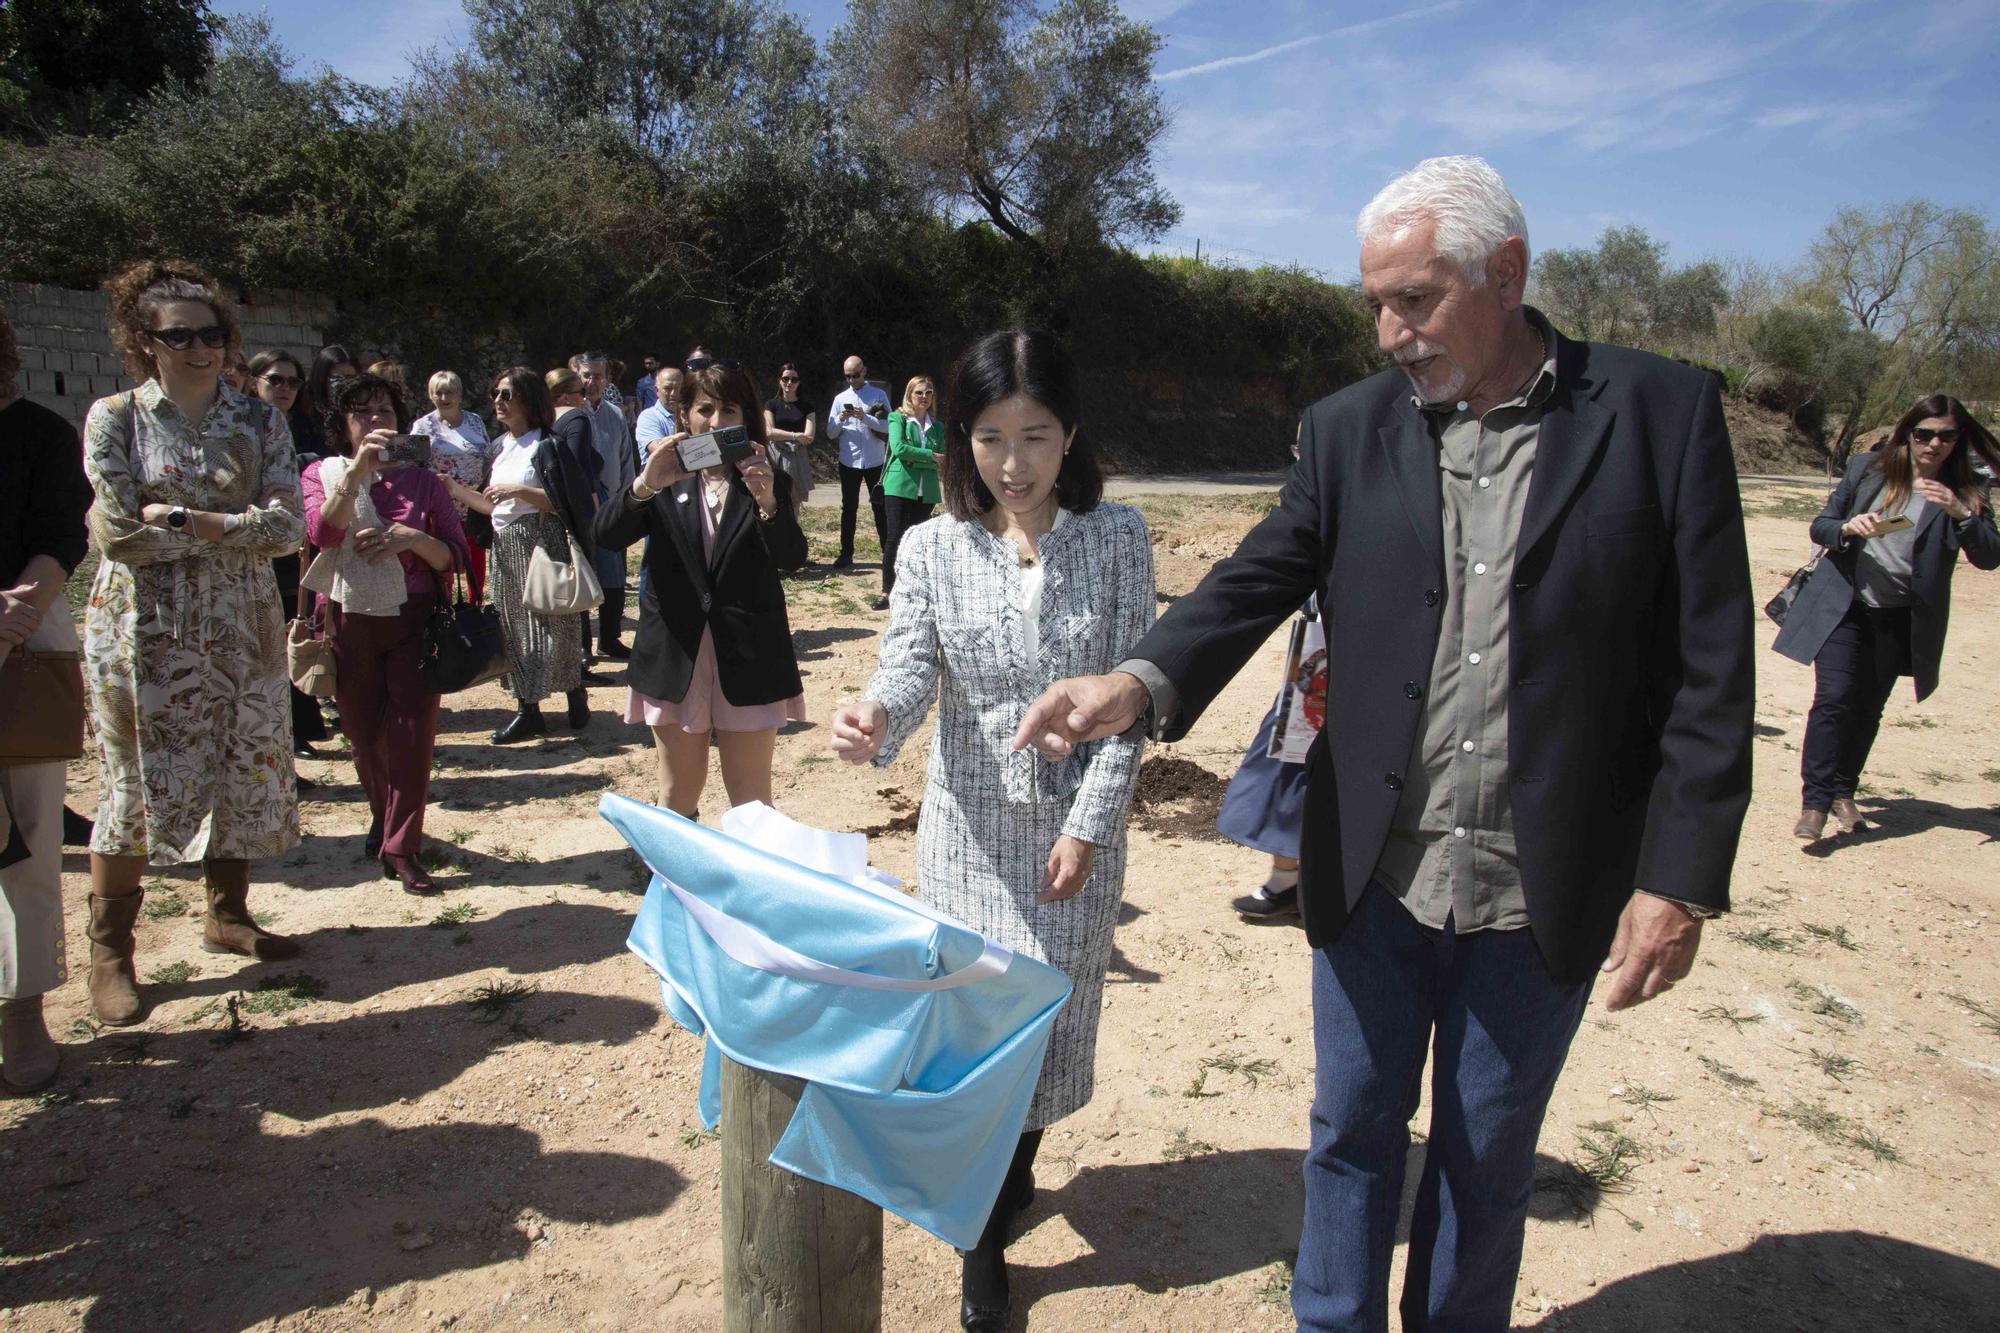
[1371,326,1559,934]
[827,384,891,470]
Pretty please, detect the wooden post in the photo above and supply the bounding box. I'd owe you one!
[720,1055,884,1332]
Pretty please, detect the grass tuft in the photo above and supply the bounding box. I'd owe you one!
[1697,1054,1758,1090]
[429,903,482,928]
[147,960,196,985]
[678,1123,719,1149]
[1787,980,1863,1026]
[1802,922,1860,951]
[1696,1004,1764,1031]
[1806,1048,1862,1081]
[239,972,327,1016]
[1730,926,1797,952]
[1945,992,2000,1037]
[1162,1127,1217,1161]
[465,979,537,1023]
[142,892,189,921]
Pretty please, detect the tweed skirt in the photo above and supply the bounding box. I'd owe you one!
[489,513,583,704]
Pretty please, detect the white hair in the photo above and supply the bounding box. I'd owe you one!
[1355,155,1529,287]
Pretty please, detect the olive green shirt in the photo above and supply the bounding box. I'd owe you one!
[1370,320,1559,933]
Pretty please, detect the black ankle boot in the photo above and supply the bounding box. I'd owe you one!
[959,1129,1043,1331]
[566,686,590,729]
[493,702,546,744]
[363,816,382,860]
[597,588,630,659]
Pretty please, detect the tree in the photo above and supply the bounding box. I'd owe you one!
[0,0,216,141]
[832,0,1179,261]
[1807,201,2000,465]
[1530,225,1724,347]
[1746,304,1879,424]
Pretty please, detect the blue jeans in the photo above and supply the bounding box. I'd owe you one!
[1294,885,1592,1332]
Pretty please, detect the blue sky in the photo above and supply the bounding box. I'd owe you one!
[218,0,2000,280]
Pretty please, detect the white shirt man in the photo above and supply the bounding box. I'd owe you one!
[634,367,681,462]
[825,355,891,569]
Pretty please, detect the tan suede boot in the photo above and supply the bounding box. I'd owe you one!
[200,859,300,960]
[86,891,146,1026]
[1,995,60,1093]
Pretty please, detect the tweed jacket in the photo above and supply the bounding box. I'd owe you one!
[868,502,1155,847]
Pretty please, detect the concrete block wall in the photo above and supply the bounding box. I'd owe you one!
[2,281,330,430]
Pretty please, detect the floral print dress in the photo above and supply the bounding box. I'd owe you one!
[82,380,307,865]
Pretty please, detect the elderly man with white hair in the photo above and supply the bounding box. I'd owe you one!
[1017,156,1753,1330]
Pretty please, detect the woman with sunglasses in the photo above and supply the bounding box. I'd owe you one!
[878,375,943,607]
[455,369,599,743]
[78,260,309,1025]
[412,370,494,601]
[1775,394,2000,839]
[250,349,332,761]
[594,358,807,818]
[763,363,817,520]
[301,373,468,892]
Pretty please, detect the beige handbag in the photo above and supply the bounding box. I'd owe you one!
[286,618,338,698]
[522,535,604,616]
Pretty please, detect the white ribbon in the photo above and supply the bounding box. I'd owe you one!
[659,803,1011,993]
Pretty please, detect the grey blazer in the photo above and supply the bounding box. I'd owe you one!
[1772,452,2000,700]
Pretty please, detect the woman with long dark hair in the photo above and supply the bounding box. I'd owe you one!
[829,330,1155,1331]
[249,349,331,760]
[1774,394,2000,838]
[594,359,807,815]
[456,368,598,743]
[300,373,468,892]
[295,343,359,463]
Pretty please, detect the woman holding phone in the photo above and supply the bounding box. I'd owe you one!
[1774,394,2000,839]
[300,373,467,891]
[593,358,807,818]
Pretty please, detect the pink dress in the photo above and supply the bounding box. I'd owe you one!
[625,474,808,734]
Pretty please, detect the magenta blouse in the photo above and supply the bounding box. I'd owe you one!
[301,459,470,597]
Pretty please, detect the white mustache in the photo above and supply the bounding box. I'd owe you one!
[1394,342,1446,367]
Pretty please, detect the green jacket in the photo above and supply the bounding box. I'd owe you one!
[882,411,943,504]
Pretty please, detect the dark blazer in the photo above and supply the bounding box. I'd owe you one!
[535,415,600,567]
[1130,329,1755,984]
[1772,452,2000,701]
[592,471,807,706]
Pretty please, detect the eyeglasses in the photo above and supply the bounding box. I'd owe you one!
[778,375,799,384]
[1912,427,1959,445]
[685,355,741,372]
[147,325,228,351]
[490,388,515,402]
[260,373,303,388]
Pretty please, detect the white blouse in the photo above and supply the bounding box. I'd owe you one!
[488,429,544,527]
[1017,508,1071,669]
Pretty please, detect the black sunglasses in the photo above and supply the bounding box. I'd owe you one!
[490,387,515,402]
[685,355,742,372]
[260,373,304,388]
[1912,427,1959,445]
[148,325,228,351]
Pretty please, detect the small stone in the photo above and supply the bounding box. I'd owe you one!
[52,1163,88,1189]
[1747,1148,1766,1163]
[1682,1163,1701,1174]
[400,1232,434,1252]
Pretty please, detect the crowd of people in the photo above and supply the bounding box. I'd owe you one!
[1,152,1996,1333]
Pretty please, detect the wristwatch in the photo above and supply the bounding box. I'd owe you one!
[167,506,190,530]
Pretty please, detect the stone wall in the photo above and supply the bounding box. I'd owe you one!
[2,281,331,429]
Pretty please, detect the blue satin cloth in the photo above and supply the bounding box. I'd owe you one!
[602,794,1072,1249]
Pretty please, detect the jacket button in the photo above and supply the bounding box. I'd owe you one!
[700,593,712,612]
[1403,681,1422,699]
[1384,772,1403,791]
[1423,588,1440,607]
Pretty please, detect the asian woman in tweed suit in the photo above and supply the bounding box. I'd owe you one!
[831,330,1154,1333]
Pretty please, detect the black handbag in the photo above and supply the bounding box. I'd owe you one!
[419,565,508,693]
[1764,549,1823,626]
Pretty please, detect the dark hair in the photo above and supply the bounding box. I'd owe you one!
[940,329,1100,521]
[678,361,770,481]
[103,259,239,381]
[247,348,304,382]
[494,365,555,434]
[307,343,358,421]
[325,372,411,456]
[1873,393,2000,516]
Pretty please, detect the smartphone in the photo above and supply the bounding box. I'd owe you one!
[381,433,432,467]
[677,424,752,471]
[1870,511,1914,535]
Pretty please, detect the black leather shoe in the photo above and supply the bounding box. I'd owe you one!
[831,555,854,570]
[493,706,546,744]
[1231,883,1299,918]
[566,687,590,729]
[382,854,440,895]
[293,742,320,760]
[959,1299,1007,1332]
[598,639,631,660]
[363,820,382,860]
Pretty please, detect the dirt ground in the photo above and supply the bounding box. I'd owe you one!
[4,479,1998,1332]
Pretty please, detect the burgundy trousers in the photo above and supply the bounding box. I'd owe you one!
[329,593,440,860]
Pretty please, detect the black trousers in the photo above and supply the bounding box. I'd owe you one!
[1800,602,1912,809]
[274,551,327,744]
[881,495,934,593]
[838,463,887,563]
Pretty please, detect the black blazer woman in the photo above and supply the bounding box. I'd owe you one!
[1773,394,2000,837]
[593,358,807,818]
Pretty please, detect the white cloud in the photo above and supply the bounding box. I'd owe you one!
[1154,2,1464,82]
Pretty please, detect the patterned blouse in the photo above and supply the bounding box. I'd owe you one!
[411,408,493,515]
[81,380,306,863]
